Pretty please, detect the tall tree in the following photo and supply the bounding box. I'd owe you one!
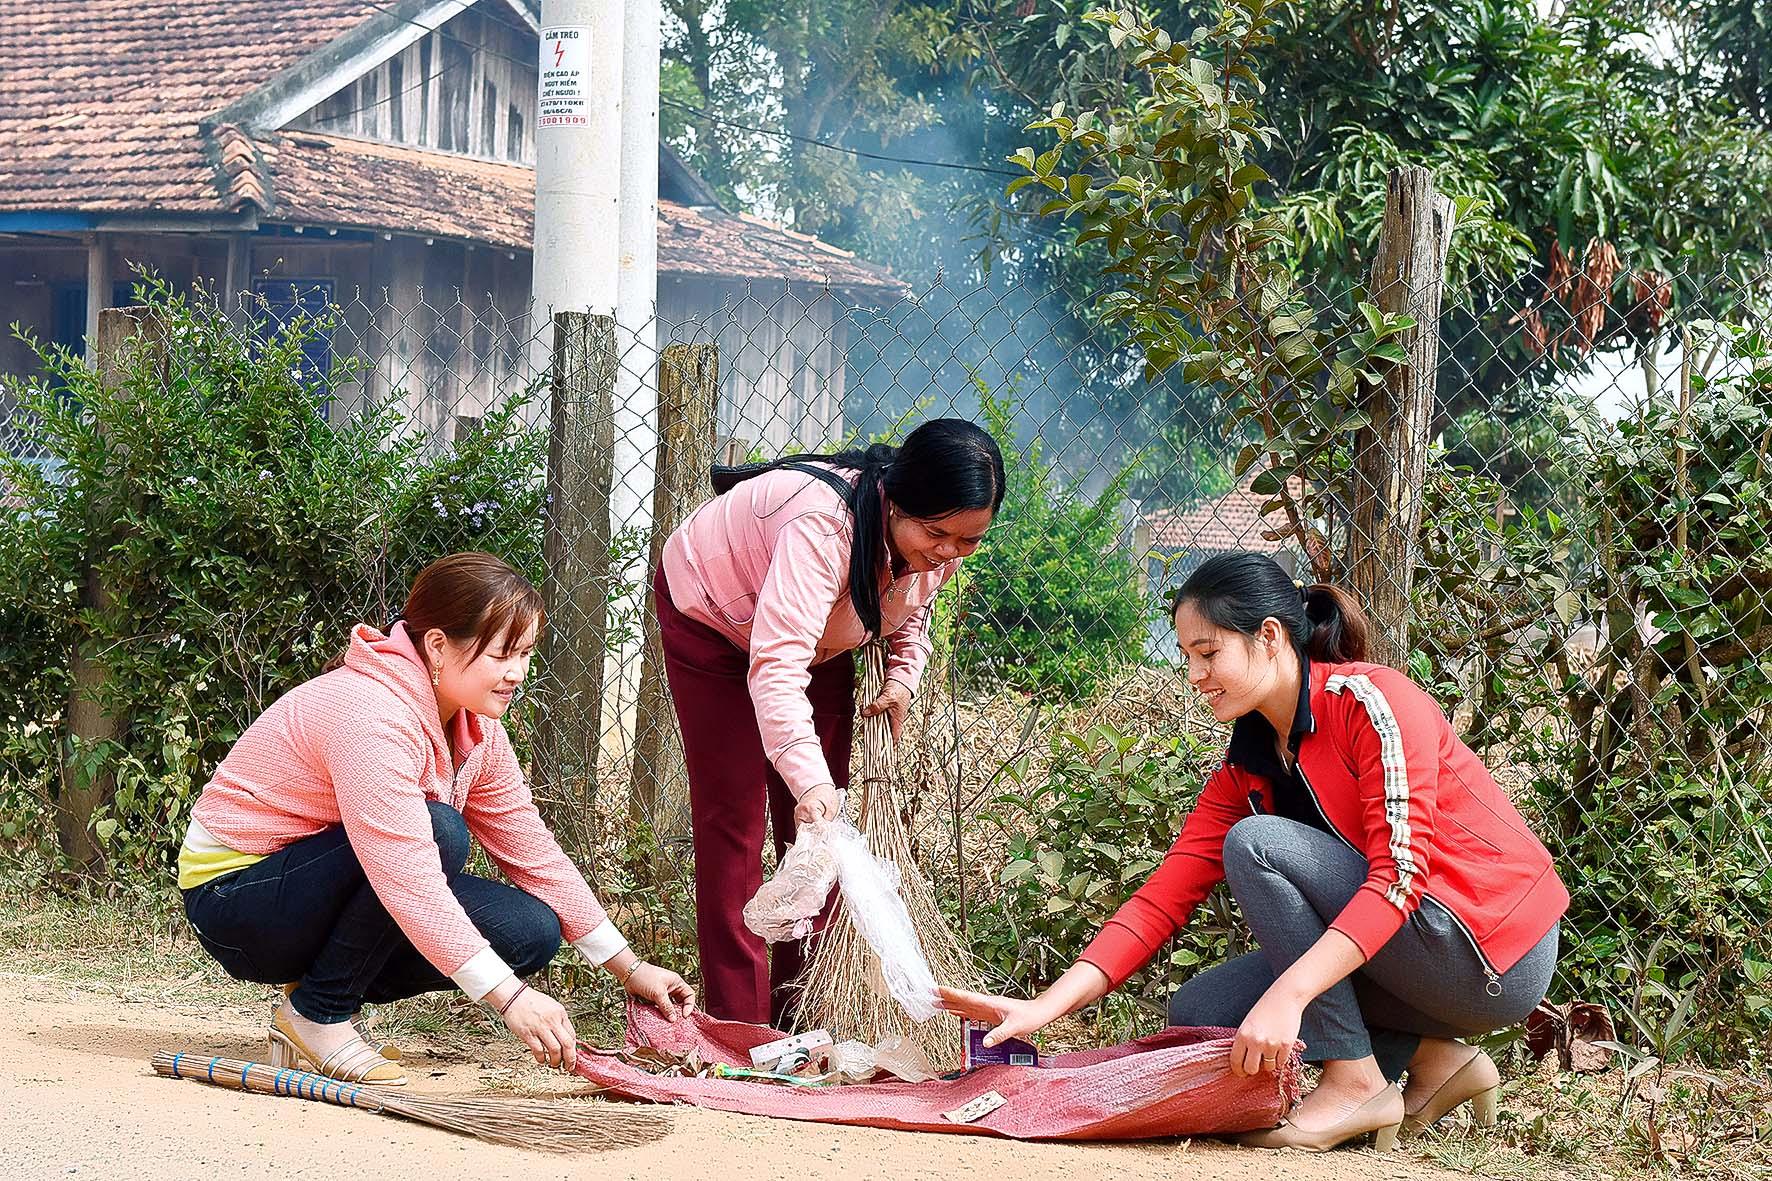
[663,1,956,233]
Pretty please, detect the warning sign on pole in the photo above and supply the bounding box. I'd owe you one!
[539,26,590,127]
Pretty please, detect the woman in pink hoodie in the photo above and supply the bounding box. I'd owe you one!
[656,418,1005,1024]
[179,552,694,1085]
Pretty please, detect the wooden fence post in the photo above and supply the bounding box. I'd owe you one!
[630,342,718,832]
[536,312,618,823]
[1344,167,1456,667]
[57,305,164,869]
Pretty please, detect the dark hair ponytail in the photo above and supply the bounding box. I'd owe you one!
[838,440,901,636]
[719,419,1005,635]
[1172,552,1370,664]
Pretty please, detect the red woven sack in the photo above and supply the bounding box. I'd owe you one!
[575,1003,1301,1140]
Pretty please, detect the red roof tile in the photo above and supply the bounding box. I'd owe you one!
[0,0,375,214]
[1144,468,1308,555]
[261,131,903,291]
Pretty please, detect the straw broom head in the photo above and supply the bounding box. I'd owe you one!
[153,1050,671,1153]
[791,641,981,1067]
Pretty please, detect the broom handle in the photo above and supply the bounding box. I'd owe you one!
[857,639,892,827]
[153,1050,392,1114]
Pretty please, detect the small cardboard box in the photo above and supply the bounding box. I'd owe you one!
[963,1020,1040,1068]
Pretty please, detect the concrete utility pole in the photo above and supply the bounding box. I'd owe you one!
[532,0,625,323]
[533,0,626,799]
[607,0,662,758]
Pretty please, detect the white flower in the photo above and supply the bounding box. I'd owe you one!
[182,475,198,486]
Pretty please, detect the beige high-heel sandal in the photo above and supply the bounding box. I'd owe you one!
[1236,1082,1405,1152]
[279,983,401,1062]
[1401,1048,1501,1135]
[268,1006,408,1086]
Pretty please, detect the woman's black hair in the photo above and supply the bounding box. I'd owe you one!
[1170,552,1370,664]
[725,418,1005,635]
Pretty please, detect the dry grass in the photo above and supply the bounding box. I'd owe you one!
[0,887,630,1063]
[1410,1053,1772,1181]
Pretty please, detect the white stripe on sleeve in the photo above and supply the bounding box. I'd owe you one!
[1326,673,1419,910]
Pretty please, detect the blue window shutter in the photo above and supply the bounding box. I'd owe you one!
[251,278,336,417]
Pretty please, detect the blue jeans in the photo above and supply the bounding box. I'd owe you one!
[1168,815,1558,1080]
[183,801,561,1023]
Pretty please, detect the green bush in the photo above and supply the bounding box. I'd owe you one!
[957,391,1146,699]
[967,723,1251,1011]
[0,279,545,887]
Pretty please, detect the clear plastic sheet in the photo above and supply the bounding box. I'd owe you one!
[744,820,941,1022]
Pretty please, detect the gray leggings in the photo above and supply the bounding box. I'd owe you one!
[1167,815,1558,1080]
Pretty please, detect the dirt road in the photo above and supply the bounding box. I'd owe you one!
[0,972,1464,1181]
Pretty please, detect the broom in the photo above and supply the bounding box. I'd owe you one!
[151,1050,671,1152]
[791,639,980,1067]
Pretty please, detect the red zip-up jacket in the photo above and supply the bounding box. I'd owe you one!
[1080,659,1567,990]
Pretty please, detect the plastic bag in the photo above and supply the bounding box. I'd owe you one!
[806,1034,939,1085]
[810,1040,879,1084]
[743,820,941,1023]
[742,821,840,942]
[870,1034,938,1083]
[825,821,941,1022]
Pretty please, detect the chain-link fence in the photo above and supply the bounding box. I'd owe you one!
[0,240,1766,1063]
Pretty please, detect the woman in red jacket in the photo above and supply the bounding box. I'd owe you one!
[942,552,1567,1152]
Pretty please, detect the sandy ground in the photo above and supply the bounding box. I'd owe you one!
[0,972,1469,1181]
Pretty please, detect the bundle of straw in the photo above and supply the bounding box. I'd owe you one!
[791,640,980,1067]
[151,1050,671,1152]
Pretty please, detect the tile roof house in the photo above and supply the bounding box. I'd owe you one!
[1140,469,1309,568]
[1136,468,1311,660]
[0,0,902,449]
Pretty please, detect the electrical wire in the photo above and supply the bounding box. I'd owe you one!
[661,97,1021,177]
[335,0,1023,178]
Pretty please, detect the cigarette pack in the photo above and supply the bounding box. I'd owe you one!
[963,1020,1040,1069]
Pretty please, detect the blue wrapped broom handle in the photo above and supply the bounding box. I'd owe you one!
[153,1050,389,1111]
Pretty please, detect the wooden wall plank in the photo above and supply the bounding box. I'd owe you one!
[291,3,538,165]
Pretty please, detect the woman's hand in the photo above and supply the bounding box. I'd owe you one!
[491,979,579,1070]
[860,679,913,742]
[936,986,1054,1048]
[793,782,841,825]
[623,962,697,1021]
[1230,987,1304,1077]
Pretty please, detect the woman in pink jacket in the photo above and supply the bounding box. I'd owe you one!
[179,552,694,1085]
[657,418,1005,1023]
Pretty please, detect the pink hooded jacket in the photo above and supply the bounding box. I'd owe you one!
[661,463,959,797]
[185,621,625,999]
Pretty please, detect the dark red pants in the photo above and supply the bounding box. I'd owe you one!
[654,567,854,1025]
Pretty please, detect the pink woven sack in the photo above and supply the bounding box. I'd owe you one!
[575,1003,1301,1140]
